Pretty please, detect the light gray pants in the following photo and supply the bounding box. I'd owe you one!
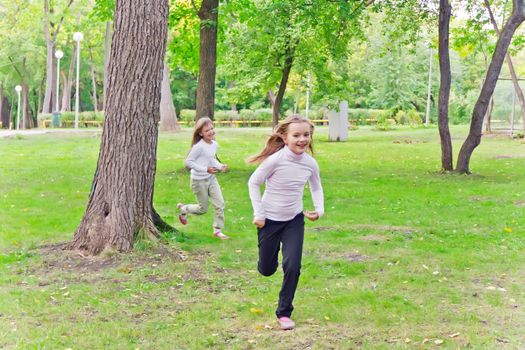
[184,176,225,231]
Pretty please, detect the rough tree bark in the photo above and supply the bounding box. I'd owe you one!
[485,0,525,133]
[195,0,219,120]
[160,61,181,132]
[456,0,525,173]
[103,20,112,112]
[69,0,170,255]
[438,0,453,171]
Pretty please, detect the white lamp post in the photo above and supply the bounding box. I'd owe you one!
[55,50,64,112]
[73,32,83,129]
[15,85,22,130]
[425,43,433,126]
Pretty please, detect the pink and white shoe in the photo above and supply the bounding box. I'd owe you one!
[177,203,187,225]
[213,231,230,240]
[277,316,295,330]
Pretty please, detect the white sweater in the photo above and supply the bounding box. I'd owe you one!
[184,139,223,180]
[248,146,324,222]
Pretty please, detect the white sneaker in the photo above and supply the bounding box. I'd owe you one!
[213,231,230,240]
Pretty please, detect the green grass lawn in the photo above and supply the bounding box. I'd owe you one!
[1,126,525,349]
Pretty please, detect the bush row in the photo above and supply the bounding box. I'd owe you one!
[38,111,105,122]
[38,108,424,128]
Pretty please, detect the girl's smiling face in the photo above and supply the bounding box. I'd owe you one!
[199,123,216,143]
[283,122,311,155]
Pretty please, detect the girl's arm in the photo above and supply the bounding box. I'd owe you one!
[308,162,324,218]
[248,156,277,221]
[184,144,207,172]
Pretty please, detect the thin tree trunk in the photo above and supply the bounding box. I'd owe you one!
[103,20,112,113]
[229,81,237,112]
[485,0,525,133]
[42,0,74,114]
[42,12,55,114]
[438,0,453,171]
[484,96,494,132]
[38,78,44,120]
[0,87,9,129]
[69,0,170,255]
[89,46,99,112]
[62,47,75,112]
[195,0,219,120]
[22,83,30,129]
[160,61,181,132]
[272,43,295,128]
[456,0,525,173]
[61,71,68,112]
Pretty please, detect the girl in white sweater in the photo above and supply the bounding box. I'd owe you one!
[178,117,230,240]
[248,115,324,330]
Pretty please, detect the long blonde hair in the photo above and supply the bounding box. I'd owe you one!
[191,117,214,146]
[247,115,315,164]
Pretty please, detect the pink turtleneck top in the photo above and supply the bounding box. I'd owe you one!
[248,146,324,222]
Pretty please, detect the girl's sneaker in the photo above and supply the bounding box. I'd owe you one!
[213,230,230,240]
[277,316,295,330]
[177,203,187,225]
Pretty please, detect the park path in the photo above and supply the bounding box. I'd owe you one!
[0,129,99,138]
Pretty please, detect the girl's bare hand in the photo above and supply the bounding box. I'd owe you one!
[207,166,218,174]
[220,164,228,172]
[304,211,319,221]
[253,219,265,228]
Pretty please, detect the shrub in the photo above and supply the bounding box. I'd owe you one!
[179,109,196,123]
[239,109,255,120]
[394,110,408,125]
[406,109,422,127]
[254,108,272,121]
[374,112,396,131]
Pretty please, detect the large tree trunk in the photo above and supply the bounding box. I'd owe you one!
[272,43,295,128]
[69,0,170,255]
[485,0,525,133]
[103,20,112,113]
[438,0,453,171]
[160,61,181,132]
[456,0,525,174]
[195,0,219,120]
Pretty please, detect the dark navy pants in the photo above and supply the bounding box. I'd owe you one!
[257,213,304,318]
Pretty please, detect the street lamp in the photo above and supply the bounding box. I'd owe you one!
[55,49,63,112]
[73,32,83,129]
[424,42,433,126]
[15,85,21,130]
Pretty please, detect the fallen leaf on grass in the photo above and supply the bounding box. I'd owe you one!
[324,316,330,321]
[504,227,512,233]
[449,332,460,338]
[250,307,263,314]
[434,339,444,345]
[404,338,411,343]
